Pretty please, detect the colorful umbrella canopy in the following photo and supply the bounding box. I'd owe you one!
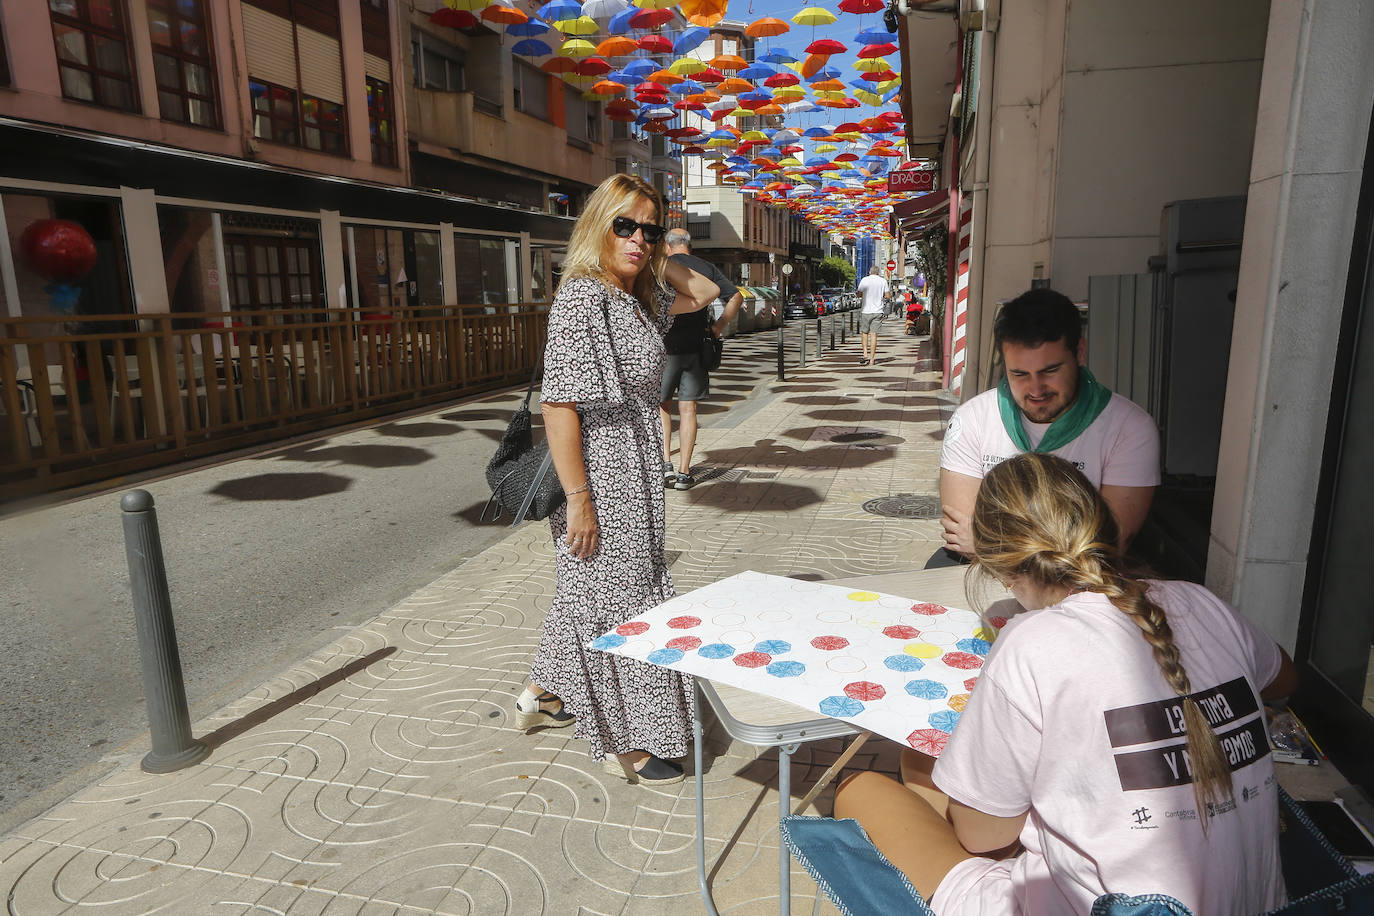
[557,37,597,57]
[538,0,583,19]
[638,34,673,53]
[481,2,528,25]
[859,42,899,58]
[791,6,838,26]
[745,16,790,37]
[554,14,600,33]
[512,37,554,55]
[429,7,478,28]
[680,0,727,26]
[573,55,612,75]
[595,35,638,55]
[506,18,552,35]
[806,38,847,55]
[628,6,674,27]
[837,0,884,12]
[581,0,629,15]
[673,26,710,53]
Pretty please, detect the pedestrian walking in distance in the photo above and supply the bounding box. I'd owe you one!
[515,173,726,786]
[857,265,890,366]
[660,228,744,490]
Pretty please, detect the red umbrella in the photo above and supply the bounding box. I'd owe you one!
[838,0,884,12]
[695,67,726,84]
[861,69,898,82]
[574,56,612,76]
[428,7,478,28]
[834,121,863,133]
[764,71,800,88]
[541,57,577,73]
[859,42,899,58]
[638,34,673,53]
[805,38,847,56]
[629,6,674,27]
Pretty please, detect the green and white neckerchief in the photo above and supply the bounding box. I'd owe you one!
[997,366,1111,453]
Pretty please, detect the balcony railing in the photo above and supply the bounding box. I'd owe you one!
[0,304,547,501]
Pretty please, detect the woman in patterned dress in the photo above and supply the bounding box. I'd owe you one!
[513,174,724,785]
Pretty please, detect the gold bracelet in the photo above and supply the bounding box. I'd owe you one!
[566,482,590,497]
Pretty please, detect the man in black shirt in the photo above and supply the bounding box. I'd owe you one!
[661,229,744,489]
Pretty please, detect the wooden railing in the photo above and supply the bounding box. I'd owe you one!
[0,304,548,501]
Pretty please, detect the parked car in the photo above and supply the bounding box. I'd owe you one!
[784,293,815,319]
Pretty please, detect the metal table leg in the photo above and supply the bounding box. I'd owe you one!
[778,742,799,915]
[696,683,720,916]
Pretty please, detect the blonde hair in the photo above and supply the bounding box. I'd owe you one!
[560,173,668,314]
[970,453,1232,827]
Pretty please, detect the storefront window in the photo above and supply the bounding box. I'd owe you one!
[343,224,443,316]
[1,191,132,320]
[452,233,517,306]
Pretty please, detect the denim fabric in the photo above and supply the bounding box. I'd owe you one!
[780,815,934,916]
[1091,893,1194,916]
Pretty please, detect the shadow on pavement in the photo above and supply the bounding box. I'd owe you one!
[804,408,945,425]
[200,647,397,750]
[699,439,895,471]
[373,421,463,438]
[277,443,435,468]
[208,472,353,501]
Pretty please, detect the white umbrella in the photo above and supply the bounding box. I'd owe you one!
[582,0,630,17]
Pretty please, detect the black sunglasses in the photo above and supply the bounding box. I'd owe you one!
[611,216,666,245]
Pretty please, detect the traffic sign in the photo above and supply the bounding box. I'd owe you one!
[781,263,793,275]
[886,259,896,271]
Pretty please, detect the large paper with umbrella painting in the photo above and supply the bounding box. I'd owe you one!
[590,571,1003,756]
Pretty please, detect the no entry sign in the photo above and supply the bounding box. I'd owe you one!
[886,259,896,271]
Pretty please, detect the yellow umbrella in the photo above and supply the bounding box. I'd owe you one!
[581,90,616,100]
[854,57,891,72]
[705,136,734,147]
[553,15,600,34]
[777,156,802,166]
[637,0,680,7]
[740,130,769,140]
[557,38,597,57]
[669,56,709,76]
[791,6,837,25]
[877,78,901,92]
[853,88,882,106]
[813,90,845,102]
[445,0,490,11]
[814,142,838,152]
[772,86,806,101]
[562,73,596,86]
[727,107,751,118]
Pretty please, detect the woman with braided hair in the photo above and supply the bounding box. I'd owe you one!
[835,453,1298,914]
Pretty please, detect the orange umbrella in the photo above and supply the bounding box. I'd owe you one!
[718,77,753,94]
[595,35,639,56]
[680,0,727,26]
[800,53,828,78]
[592,79,627,95]
[810,78,845,92]
[745,16,790,37]
[710,54,749,71]
[754,103,785,116]
[480,2,527,24]
[649,69,685,86]
[541,57,577,72]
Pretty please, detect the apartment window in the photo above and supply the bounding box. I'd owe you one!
[366,77,395,167]
[566,89,600,148]
[48,0,138,111]
[249,80,298,145]
[147,0,218,127]
[242,0,346,154]
[512,60,548,120]
[411,29,463,91]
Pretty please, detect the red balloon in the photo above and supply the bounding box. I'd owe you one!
[20,219,98,281]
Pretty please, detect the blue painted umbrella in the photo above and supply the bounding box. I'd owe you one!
[622,58,657,79]
[854,26,892,43]
[606,6,637,33]
[804,155,832,167]
[738,63,776,80]
[760,47,798,64]
[808,66,841,82]
[507,19,553,35]
[674,25,710,53]
[802,125,832,138]
[539,0,583,20]
[739,90,772,104]
[672,79,705,95]
[707,129,736,141]
[512,38,554,56]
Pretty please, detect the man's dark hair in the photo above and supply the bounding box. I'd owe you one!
[993,288,1082,351]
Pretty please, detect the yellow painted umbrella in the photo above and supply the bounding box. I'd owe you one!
[814,142,838,152]
[777,156,802,167]
[741,130,769,140]
[854,57,891,72]
[813,90,846,102]
[638,0,680,7]
[444,0,490,11]
[557,38,597,57]
[553,15,600,34]
[772,86,806,101]
[669,56,709,76]
[791,6,837,25]
[705,135,735,147]
[877,78,902,92]
[853,88,883,105]
[728,107,751,118]
[562,73,597,87]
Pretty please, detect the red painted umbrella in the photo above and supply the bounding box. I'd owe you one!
[628,6,674,28]
[428,7,478,28]
[859,42,898,58]
[805,38,846,56]
[861,69,898,82]
[573,56,612,76]
[838,0,884,12]
[541,57,577,73]
[638,34,673,54]
[764,71,800,88]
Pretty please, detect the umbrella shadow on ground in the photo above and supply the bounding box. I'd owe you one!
[780,395,860,406]
[698,439,896,471]
[275,442,435,469]
[685,478,824,512]
[209,471,353,501]
[439,409,510,423]
[804,408,945,425]
[373,421,463,439]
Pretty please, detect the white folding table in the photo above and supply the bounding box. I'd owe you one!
[691,565,1010,915]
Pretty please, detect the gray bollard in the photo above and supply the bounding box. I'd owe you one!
[121,490,209,773]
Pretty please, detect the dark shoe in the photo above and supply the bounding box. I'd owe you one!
[515,692,575,730]
[602,753,685,786]
[662,459,675,484]
[672,471,695,490]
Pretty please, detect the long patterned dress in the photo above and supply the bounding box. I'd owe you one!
[531,275,694,761]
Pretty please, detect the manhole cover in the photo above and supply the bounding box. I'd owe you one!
[862,494,941,520]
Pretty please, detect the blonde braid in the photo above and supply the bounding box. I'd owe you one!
[970,453,1233,828]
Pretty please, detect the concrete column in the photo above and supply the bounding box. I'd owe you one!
[119,187,169,315]
[440,222,458,308]
[320,210,346,309]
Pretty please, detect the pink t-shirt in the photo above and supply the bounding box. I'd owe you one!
[931,581,1286,915]
[940,388,1160,488]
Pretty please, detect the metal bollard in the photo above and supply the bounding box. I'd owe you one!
[829,313,836,350]
[121,490,210,773]
[798,319,807,368]
[815,318,822,360]
[776,321,785,381]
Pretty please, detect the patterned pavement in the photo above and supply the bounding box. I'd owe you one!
[1,321,957,914]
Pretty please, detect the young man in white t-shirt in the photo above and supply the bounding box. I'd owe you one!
[856,266,889,366]
[936,288,1159,564]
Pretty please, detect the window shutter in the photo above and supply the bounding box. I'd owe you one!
[242,5,297,89]
[363,52,389,82]
[296,24,343,102]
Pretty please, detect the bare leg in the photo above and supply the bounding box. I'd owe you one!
[677,399,698,473]
[659,401,674,464]
[833,771,972,901]
[900,748,950,818]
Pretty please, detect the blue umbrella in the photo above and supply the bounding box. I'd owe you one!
[804,155,832,167]
[539,0,583,19]
[507,19,553,35]
[739,90,771,105]
[622,58,657,79]
[512,38,553,56]
[760,47,798,64]
[808,66,841,82]
[854,26,892,43]
[607,6,637,34]
[707,129,736,140]
[802,126,832,138]
[674,25,709,53]
[738,63,776,80]
[672,79,705,95]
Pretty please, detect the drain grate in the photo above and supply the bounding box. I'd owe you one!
[696,467,780,483]
[862,493,941,520]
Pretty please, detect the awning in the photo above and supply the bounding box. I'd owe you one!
[897,7,960,162]
[891,188,950,234]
